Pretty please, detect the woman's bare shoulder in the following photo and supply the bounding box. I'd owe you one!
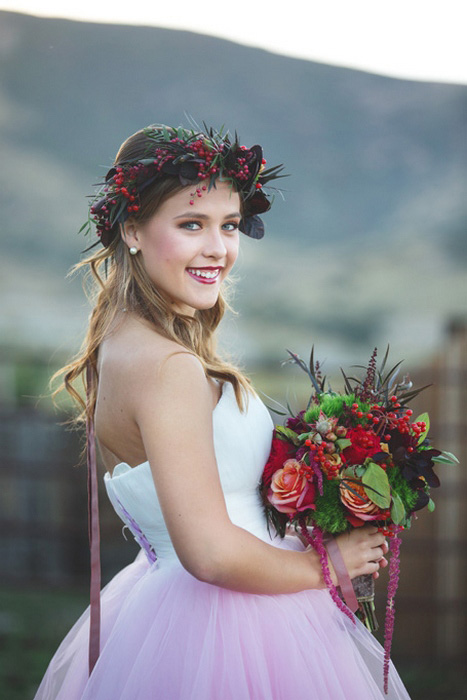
[100,314,195,376]
[95,316,211,468]
[98,314,208,409]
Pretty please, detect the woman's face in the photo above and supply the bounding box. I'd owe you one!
[124,181,241,316]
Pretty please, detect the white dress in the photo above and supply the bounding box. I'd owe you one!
[34,381,411,699]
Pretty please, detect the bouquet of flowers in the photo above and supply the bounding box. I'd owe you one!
[260,347,458,693]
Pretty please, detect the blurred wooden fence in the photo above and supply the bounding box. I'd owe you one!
[0,322,466,664]
[0,408,137,587]
[401,321,466,662]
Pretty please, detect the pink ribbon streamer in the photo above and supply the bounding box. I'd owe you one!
[323,534,359,613]
[86,362,101,675]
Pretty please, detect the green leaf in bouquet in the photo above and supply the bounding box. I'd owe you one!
[432,451,459,465]
[263,396,289,416]
[427,498,436,512]
[265,407,289,416]
[336,438,352,451]
[285,349,322,393]
[266,507,288,538]
[390,491,406,525]
[275,425,301,445]
[309,345,315,376]
[382,360,404,391]
[397,384,432,404]
[362,462,391,508]
[414,412,430,444]
[340,368,354,394]
[375,344,391,390]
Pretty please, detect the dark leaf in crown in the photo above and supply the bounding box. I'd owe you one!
[240,214,265,239]
[245,190,271,215]
[100,226,116,248]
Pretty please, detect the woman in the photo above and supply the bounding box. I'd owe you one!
[35,124,410,699]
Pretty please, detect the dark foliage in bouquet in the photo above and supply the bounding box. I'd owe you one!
[260,347,458,692]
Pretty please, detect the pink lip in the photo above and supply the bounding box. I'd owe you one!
[186,267,223,285]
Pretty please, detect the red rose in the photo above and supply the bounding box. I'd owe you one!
[268,460,316,515]
[262,436,294,488]
[343,427,382,466]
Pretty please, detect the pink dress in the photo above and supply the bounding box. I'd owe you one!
[34,382,410,699]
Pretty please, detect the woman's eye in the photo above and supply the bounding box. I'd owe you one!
[181,221,201,231]
[223,222,240,232]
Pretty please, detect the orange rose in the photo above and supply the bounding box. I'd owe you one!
[340,478,381,526]
[268,459,316,514]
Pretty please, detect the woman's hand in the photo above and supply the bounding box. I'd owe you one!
[333,526,388,583]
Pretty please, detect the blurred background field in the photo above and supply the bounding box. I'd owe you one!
[0,5,466,699]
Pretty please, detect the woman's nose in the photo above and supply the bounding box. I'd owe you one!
[203,228,227,258]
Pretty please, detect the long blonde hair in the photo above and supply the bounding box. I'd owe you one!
[56,128,252,421]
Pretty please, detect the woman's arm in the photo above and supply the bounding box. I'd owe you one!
[130,351,387,594]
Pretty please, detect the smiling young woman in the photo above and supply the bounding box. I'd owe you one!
[34,124,410,700]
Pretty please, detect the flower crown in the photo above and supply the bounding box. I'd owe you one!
[82,124,285,248]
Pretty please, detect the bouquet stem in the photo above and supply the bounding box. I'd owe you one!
[352,574,378,631]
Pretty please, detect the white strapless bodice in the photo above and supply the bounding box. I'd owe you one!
[104,382,276,563]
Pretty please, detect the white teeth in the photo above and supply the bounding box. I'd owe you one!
[188,268,220,279]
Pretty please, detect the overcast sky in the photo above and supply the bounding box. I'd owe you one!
[1,0,466,84]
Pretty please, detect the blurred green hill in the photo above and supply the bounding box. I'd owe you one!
[1,10,466,368]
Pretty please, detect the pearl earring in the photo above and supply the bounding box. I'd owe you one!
[129,247,138,256]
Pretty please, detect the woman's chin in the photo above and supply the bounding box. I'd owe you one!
[171,296,219,316]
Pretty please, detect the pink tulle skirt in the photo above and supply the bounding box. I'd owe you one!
[34,550,410,700]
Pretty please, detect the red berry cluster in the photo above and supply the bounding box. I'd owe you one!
[297,463,313,479]
[189,185,208,206]
[350,401,383,426]
[112,166,141,214]
[350,396,425,452]
[228,155,251,183]
[305,441,340,480]
[383,397,425,442]
[189,138,219,180]
[378,523,404,538]
[410,418,426,438]
[90,202,112,235]
[90,164,146,235]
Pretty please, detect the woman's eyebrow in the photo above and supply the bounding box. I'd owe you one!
[174,212,242,220]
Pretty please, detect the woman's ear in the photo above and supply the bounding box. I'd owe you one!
[120,219,140,252]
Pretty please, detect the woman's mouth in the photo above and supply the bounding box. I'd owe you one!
[186,267,222,284]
